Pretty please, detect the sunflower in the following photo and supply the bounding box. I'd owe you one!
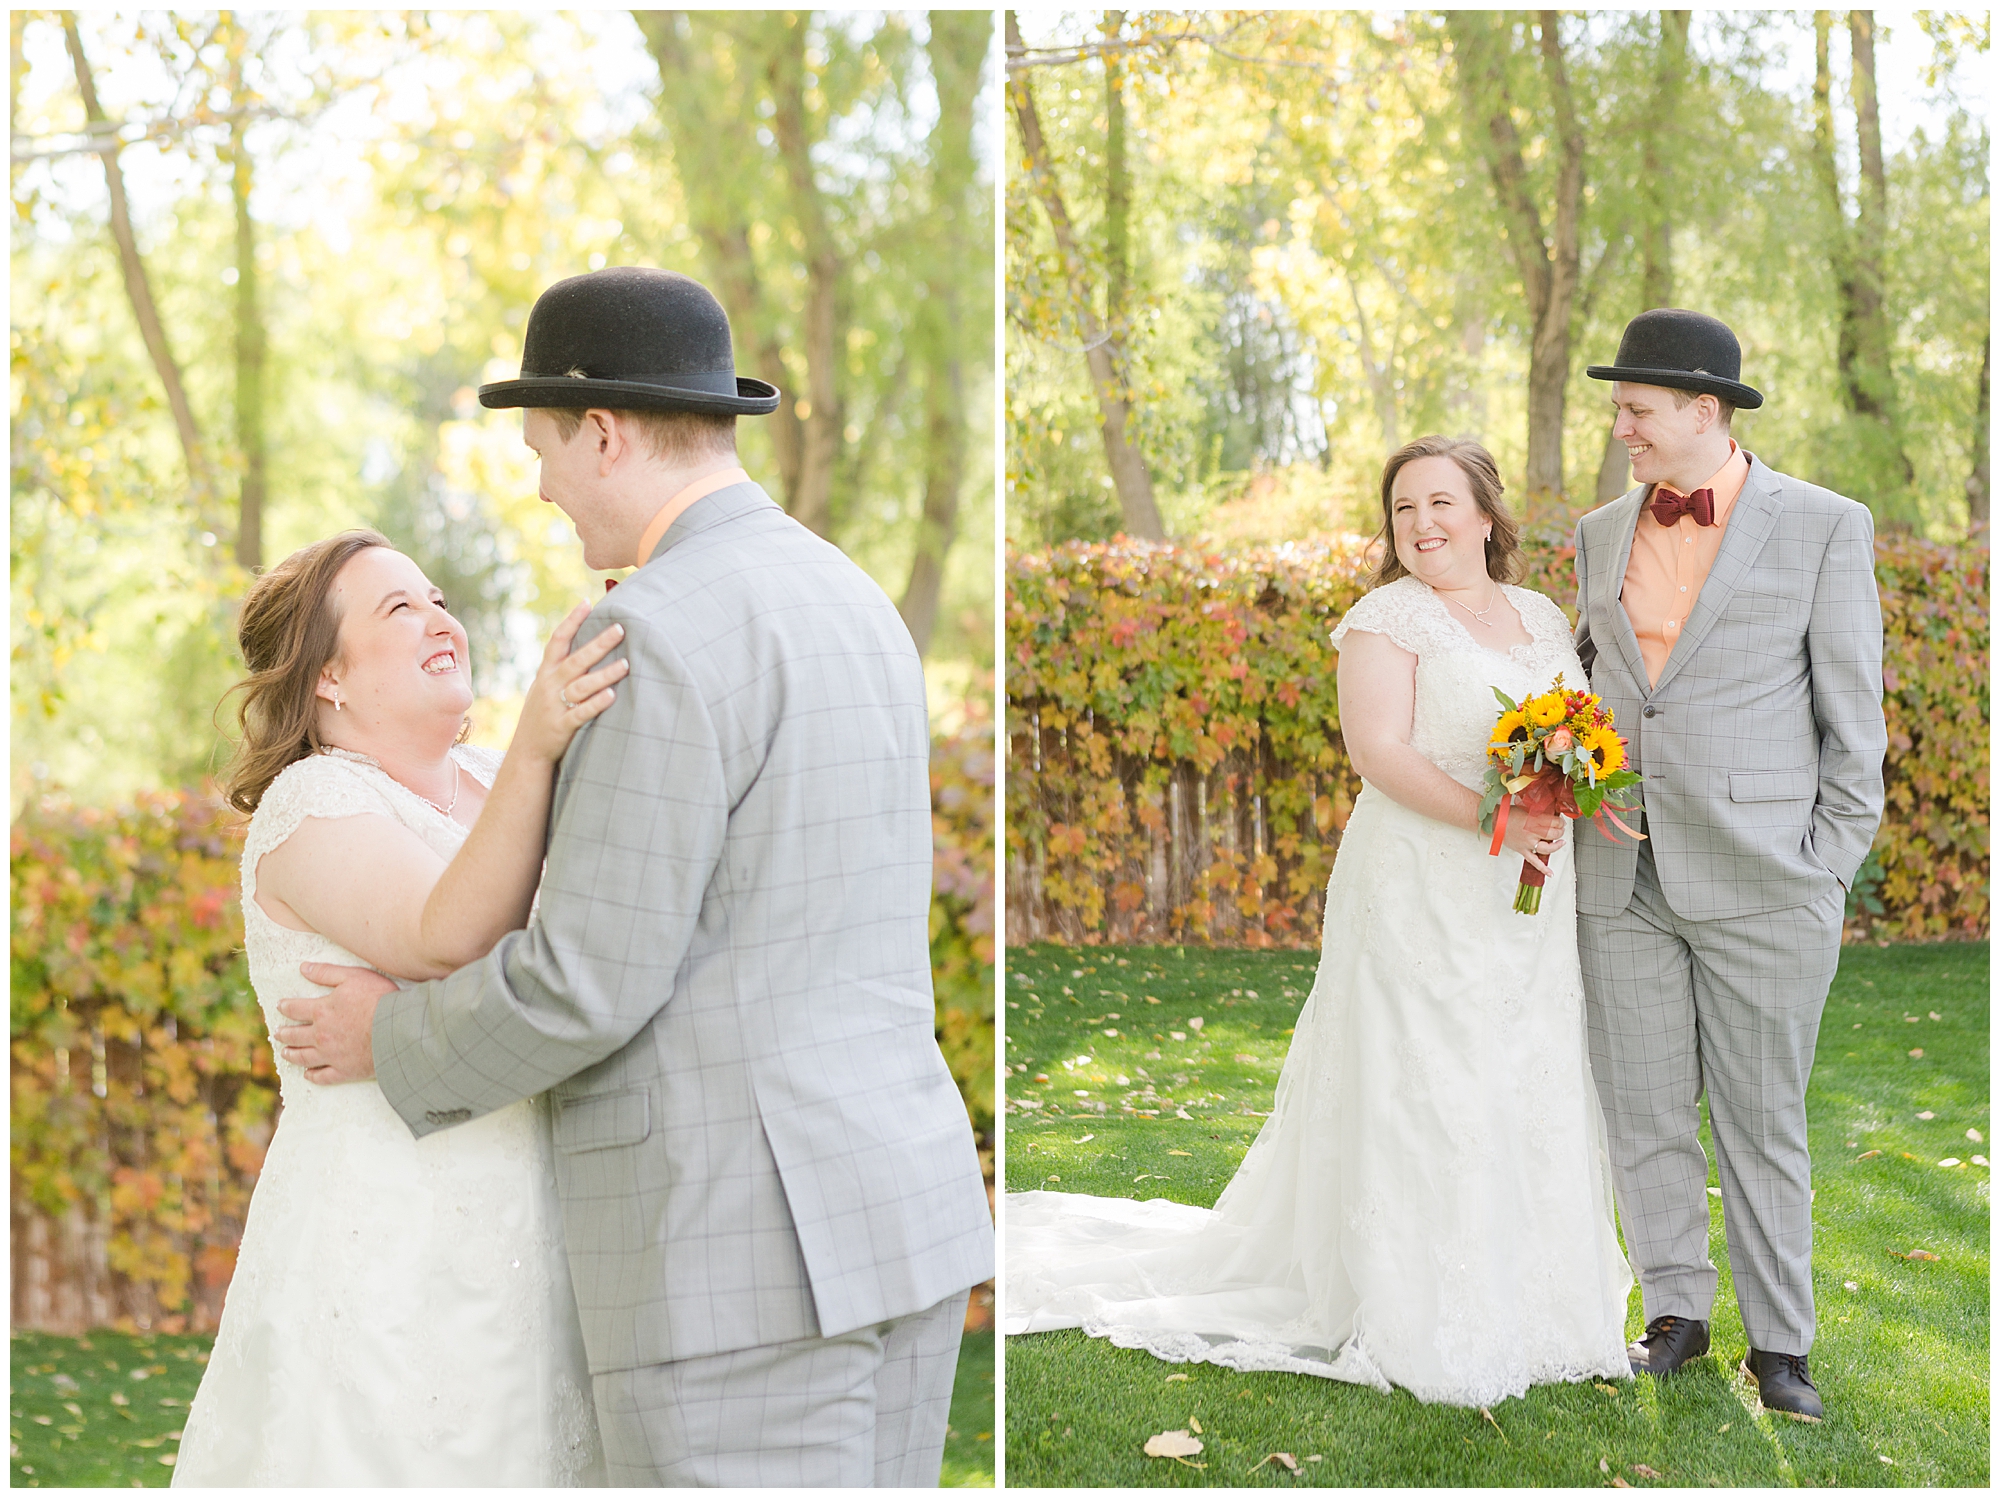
[1582,725,1625,776]
[1525,693,1567,728]
[1490,709,1531,760]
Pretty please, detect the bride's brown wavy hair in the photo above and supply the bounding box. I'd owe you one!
[219,530,391,815]
[1370,436,1521,589]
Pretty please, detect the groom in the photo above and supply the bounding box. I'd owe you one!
[1570,309,1886,1423]
[277,267,994,1484]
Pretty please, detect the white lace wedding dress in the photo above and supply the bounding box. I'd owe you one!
[1004,577,1634,1407]
[174,745,606,1486]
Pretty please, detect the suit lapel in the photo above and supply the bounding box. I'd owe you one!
[1649,456,1784,697]
[1594,488,1651,692]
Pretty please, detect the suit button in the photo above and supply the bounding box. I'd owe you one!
[1642,705,1658,718]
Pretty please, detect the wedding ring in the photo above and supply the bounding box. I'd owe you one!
[560,690,574,709]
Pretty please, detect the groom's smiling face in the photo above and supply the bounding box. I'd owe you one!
[524,408,619,568]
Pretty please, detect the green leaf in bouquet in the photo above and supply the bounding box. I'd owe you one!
[1477,771,1505,834]
[1490,686,1521,713]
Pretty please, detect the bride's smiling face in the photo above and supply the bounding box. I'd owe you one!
[1391,455,1492,587]
[318,547,473,727]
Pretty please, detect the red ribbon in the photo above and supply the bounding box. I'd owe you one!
[1489,766,1646,880]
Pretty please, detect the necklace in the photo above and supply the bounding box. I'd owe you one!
[1445,580,1501,628]
[412,759,461,819]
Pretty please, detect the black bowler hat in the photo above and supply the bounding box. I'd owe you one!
[1586,308,1764,410]
[478,267,781,417]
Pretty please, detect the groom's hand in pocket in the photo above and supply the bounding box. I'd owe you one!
[277,964,397,1085]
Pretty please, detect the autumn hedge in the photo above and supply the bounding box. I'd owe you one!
[10,715,997,1334]
[1006,532,1987,946]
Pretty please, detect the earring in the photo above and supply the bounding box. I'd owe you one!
[331,686,342,712]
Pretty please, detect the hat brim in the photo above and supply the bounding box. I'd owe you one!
[1585,364,1764,410]
[477,375,782,417]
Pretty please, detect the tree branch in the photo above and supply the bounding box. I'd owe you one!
[61,11,213,519]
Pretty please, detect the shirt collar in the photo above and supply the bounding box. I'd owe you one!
[633,466,750,567]
[1656,440,1747,506]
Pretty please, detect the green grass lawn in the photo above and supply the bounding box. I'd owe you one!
[943,1328,997,1486]
[1002,941,1989,1487]
[10,1330,209,1486]
[11,1325,996,1487]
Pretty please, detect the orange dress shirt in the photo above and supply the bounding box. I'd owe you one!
[1621,441,1750,686]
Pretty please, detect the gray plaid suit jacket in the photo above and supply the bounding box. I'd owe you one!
[1571,454,1887,921]
[372,480,994,1374]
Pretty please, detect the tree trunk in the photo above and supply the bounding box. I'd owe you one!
[1640,11,1690,310]
[61,13,212,521]
[1846,11,1914,494]
[228,48,267,572]
[1593,423,1630,504]
[1971,333,1990,543]
[897,10,988,655]
[1103,11,1129,336]
[1450,11,1584,500]
[634,12,805,512]
[766,21,842,538]
[1813,12,1862,398]
[1008,13,1164,540]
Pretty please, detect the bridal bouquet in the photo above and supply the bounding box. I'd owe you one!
[1478,675,1645,914]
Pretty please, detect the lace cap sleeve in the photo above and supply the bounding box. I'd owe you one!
[241,754,399,902]
[1505,584,1574,641]
[453,742,505,788]
[1330,577,1451,658]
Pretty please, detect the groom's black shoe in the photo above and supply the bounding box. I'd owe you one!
[1627,1315,1710,1376]
[1740,1349,1824,1422]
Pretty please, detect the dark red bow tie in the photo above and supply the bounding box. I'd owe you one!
[1650,486,1715,527]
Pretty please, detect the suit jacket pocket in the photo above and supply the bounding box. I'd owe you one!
[553,1087,653,1154]
[1728,767,1817,804]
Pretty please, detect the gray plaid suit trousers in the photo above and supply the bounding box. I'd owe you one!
[1571,456,1886,1356]
[371,481,993,1474]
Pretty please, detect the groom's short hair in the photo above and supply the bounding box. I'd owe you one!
[541,398,738,464]
[1666,387,1736,429]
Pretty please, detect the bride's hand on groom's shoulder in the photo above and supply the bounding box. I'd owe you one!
[514,604,629,765]
[276,964,397,1085]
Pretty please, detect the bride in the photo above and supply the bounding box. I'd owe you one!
[1005,436,1634,1407]
[174,530,627,1485]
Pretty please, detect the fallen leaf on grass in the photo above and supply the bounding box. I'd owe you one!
[1879,1455,1895,1465]
[1306,1454,1323,1462]
[1718,1423,1731,1433]
[1189,1417,1203,1433]
[1594,1382,1621,1397]
[1630,1464,1662,1479]
[1973,1156,1988,1167]
[1938,1157,1962,1168]
[1168,1149,1193,1157]
[1968,1129,1983,1144]
[1909,1048,1923,1059]
[1165,1373,1189,1382]
[1916,1111,1936,1120]
[1074,1134,1094,1143]
[1843,1281,1859,1292]
[1144,1430,1204,1461]
[1890,1248,1939,1261]
[1480,1407,1510,1443]
[1610,1478,1632,1488]
[1249,1452,1300,1474]
[1855,1150,1882,1160]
